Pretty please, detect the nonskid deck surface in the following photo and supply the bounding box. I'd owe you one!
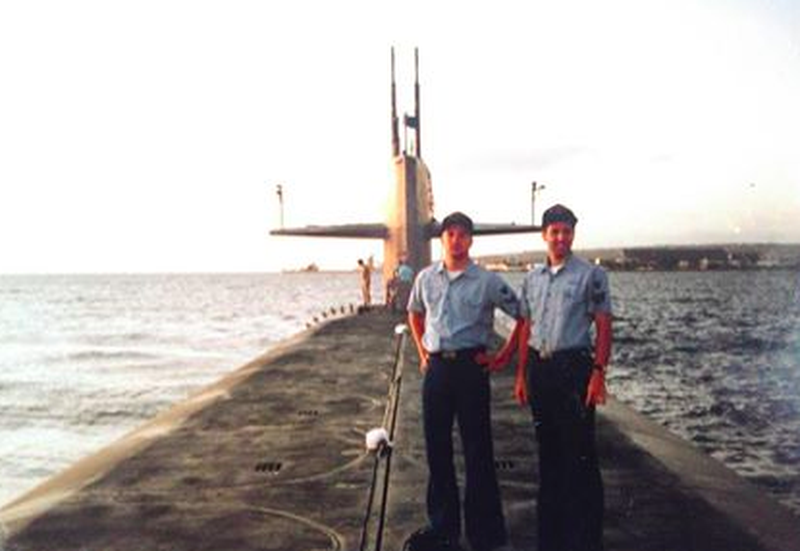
[2,309,798,550]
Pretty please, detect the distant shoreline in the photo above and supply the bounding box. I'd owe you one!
[478,243,800,272]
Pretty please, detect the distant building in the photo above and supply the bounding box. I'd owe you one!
[619,247,729,270]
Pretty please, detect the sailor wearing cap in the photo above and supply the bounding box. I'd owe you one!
[407,211,522,551]
[515,203,613,551]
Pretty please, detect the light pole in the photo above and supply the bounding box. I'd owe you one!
[275,184,284,229]
[531,181,546,225]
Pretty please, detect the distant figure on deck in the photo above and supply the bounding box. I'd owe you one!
[386,254,415,311]
[395,254,415,301]
[407,211,523,551]
[357,258,372,307]
[514,204,613,551]
[385,274,399,309]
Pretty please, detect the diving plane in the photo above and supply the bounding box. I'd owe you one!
[270,48,541,284]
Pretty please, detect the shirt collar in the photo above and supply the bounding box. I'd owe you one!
[536,253,574,275]
[435,260,478,277]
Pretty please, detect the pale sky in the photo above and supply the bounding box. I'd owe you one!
[1,0,799,273]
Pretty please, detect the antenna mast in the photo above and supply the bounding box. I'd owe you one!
[391,47,400,158]
[414,47,421,159]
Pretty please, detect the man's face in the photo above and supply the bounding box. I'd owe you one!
[441,225,473,262]
[542,221,574,262]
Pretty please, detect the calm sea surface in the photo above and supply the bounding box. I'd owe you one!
[1,270,799,515]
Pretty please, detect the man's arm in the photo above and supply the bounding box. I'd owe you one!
[585,311,612,406]
[478,273,524,371]
[407,310,430,373]
[479,317,524,371]
[594,311,612,367]
[514,318,532,405]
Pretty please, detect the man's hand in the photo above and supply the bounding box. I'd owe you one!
[514,374,528,405]
[475,350,510,372]
[477,318,523,374]
[585,369,606,406]
[408,311,429,374]
[417,348,430,374]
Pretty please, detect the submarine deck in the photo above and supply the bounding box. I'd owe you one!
[1,309,799,550]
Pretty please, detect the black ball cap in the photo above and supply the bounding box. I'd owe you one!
[542,204,578,229]
[440,211,474,235]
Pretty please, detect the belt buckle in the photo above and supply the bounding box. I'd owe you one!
[539,349,552,360]
[442,350,457,360]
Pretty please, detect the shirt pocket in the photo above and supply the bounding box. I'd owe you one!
[458,292,484,323]
[423,284,444,309]
[558,279,584,315]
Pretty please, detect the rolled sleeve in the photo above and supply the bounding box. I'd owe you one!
[586,267,611,314]
[407,272,426,313]
[490,273,521,318]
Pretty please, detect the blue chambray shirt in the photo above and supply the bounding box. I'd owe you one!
[520,254,612,355]
[408,261,521,352]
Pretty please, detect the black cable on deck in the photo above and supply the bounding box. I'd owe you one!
[357,453,383,551]
[358,323,407,551]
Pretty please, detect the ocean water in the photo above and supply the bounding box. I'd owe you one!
[0,272,365,508]
[1,270,799,515]
[610,270,800,508]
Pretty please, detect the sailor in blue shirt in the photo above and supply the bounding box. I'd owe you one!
[408,211,522,551]
[521,255,610,358]
[515,204,613,551]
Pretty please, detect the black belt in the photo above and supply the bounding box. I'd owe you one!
[430,346,485,361]
[530,346,591,362]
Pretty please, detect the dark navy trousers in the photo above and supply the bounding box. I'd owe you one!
[528,348,604,551]
[422,351,507,550]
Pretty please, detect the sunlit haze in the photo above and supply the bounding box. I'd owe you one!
[1,0,798,273]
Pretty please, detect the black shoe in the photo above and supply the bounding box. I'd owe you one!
[469,540,512,551]
[403,526,463,551]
